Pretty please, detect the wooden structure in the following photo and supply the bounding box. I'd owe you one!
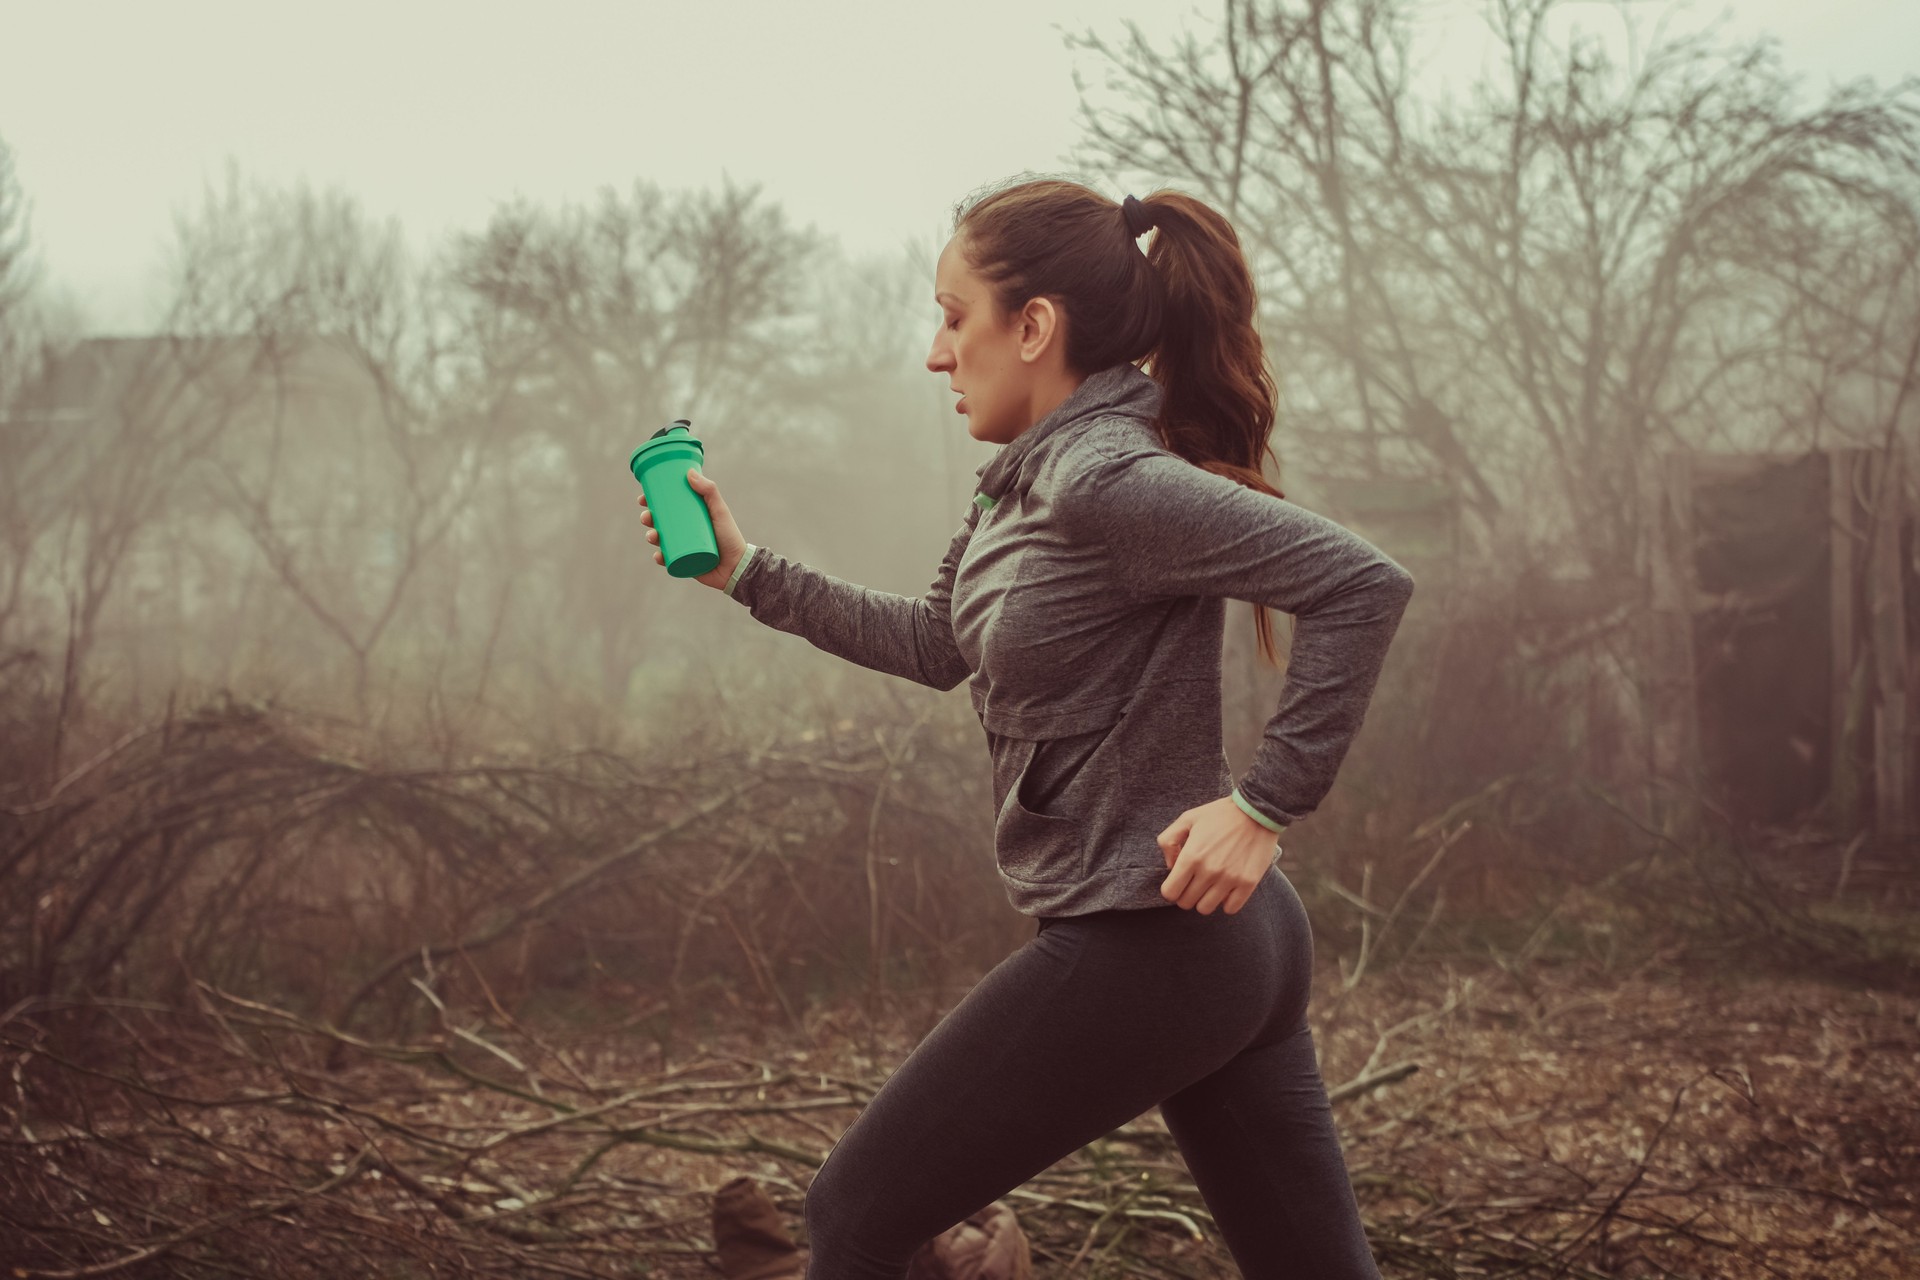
[1648,445,1915,840]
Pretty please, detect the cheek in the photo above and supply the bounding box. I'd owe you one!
[958,330,995,375]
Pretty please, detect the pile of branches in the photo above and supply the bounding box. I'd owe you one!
[3,980,849,1277]
[1,693,1013,1040]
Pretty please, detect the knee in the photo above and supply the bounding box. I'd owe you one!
[802,1152,870,1259]
[801,1158,844,1250]
[802,1150,926,1274]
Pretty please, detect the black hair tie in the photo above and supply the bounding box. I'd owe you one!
[1121,193,1155,238]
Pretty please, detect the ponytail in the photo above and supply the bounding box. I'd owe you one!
[956,177,1288,666]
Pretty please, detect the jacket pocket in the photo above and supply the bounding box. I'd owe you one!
[993,704,1131,887]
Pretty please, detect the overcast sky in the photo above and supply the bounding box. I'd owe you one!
[1,0,1914,332]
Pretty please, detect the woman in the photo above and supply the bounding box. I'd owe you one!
[637,177,1412,1279]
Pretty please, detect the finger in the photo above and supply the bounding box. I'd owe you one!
[1192,878,1232,915]
[1173,863,1209,911]
[1157,816,1191,867]
[1159,858,1192,904]
[689,469,723,507]
[1221,883,1252,915]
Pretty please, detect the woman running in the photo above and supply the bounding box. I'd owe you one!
[636,176,1412,1279]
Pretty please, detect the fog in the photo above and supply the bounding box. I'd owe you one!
[2,2,1917,1275]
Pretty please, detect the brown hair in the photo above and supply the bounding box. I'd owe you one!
[952,176,1288,666]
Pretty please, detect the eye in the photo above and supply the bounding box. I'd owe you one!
[946,316,961,331]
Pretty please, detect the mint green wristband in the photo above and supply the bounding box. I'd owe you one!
[723,544,757,596]
[1230,787,1288,834]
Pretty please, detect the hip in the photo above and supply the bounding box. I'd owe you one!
[1032,863,1315,1028]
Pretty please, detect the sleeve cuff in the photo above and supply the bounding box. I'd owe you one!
[1230,787,1289,835]
[722,543,758,597]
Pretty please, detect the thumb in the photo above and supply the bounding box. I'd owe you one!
[1157,812,1193,869]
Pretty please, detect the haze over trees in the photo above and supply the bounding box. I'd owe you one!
[1068,0,1920,569]
[2,0,1912,769]
[2,2,1917,1275]
[0,153,953,750]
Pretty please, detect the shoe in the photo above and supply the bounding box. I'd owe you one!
[712,1175,809,1280]
[906,1200,1032,1280]
[712,1174,1032,1280]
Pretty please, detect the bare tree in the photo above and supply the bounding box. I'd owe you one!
[0,135,38,405]
[1067,0,1920,579]
[444,177,825,706]
[5,333,259,781]
[0,135,48,656]
[167,167,495,722]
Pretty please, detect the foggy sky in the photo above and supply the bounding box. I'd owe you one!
[1,0,1913,332]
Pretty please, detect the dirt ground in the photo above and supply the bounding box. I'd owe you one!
[4,943,1917,1278]
[672,953,1920,1278]
[1316,956,1920,1279]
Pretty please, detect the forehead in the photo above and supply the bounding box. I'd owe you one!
[934,236,973,300]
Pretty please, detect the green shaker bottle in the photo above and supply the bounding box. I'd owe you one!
[628,419,722,578]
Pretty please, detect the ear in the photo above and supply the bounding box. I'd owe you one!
[1016,296,1062,365]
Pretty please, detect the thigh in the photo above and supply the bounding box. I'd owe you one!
[806,906,1272,1262]
[1157,1022,1382,1279]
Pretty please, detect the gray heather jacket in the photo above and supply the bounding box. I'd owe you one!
[721,361,1414,915]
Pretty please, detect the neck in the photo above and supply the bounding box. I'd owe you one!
[1019,366,1085,436]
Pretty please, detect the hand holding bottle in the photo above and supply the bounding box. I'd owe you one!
[636,467,749,591]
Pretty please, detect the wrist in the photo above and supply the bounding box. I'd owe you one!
[721,543,757,596]
[1229,786,1288,836]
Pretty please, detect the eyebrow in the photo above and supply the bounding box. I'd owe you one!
[935,291,966,305]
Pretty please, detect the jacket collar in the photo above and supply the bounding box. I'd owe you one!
[973,362,1161,504]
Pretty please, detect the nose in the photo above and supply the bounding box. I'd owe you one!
[927,326,953,376]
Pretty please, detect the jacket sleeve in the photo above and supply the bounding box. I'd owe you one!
[720,505,979,692]
[1059,440,1415,831]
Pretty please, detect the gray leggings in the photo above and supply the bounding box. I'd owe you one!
[802,864,1382,1278]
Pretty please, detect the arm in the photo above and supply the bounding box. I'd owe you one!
[1061,441,1416,830]
[720,505,979,692]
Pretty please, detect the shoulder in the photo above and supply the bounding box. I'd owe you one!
[1049,416,1173,480]
[1045,419,1218,534]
